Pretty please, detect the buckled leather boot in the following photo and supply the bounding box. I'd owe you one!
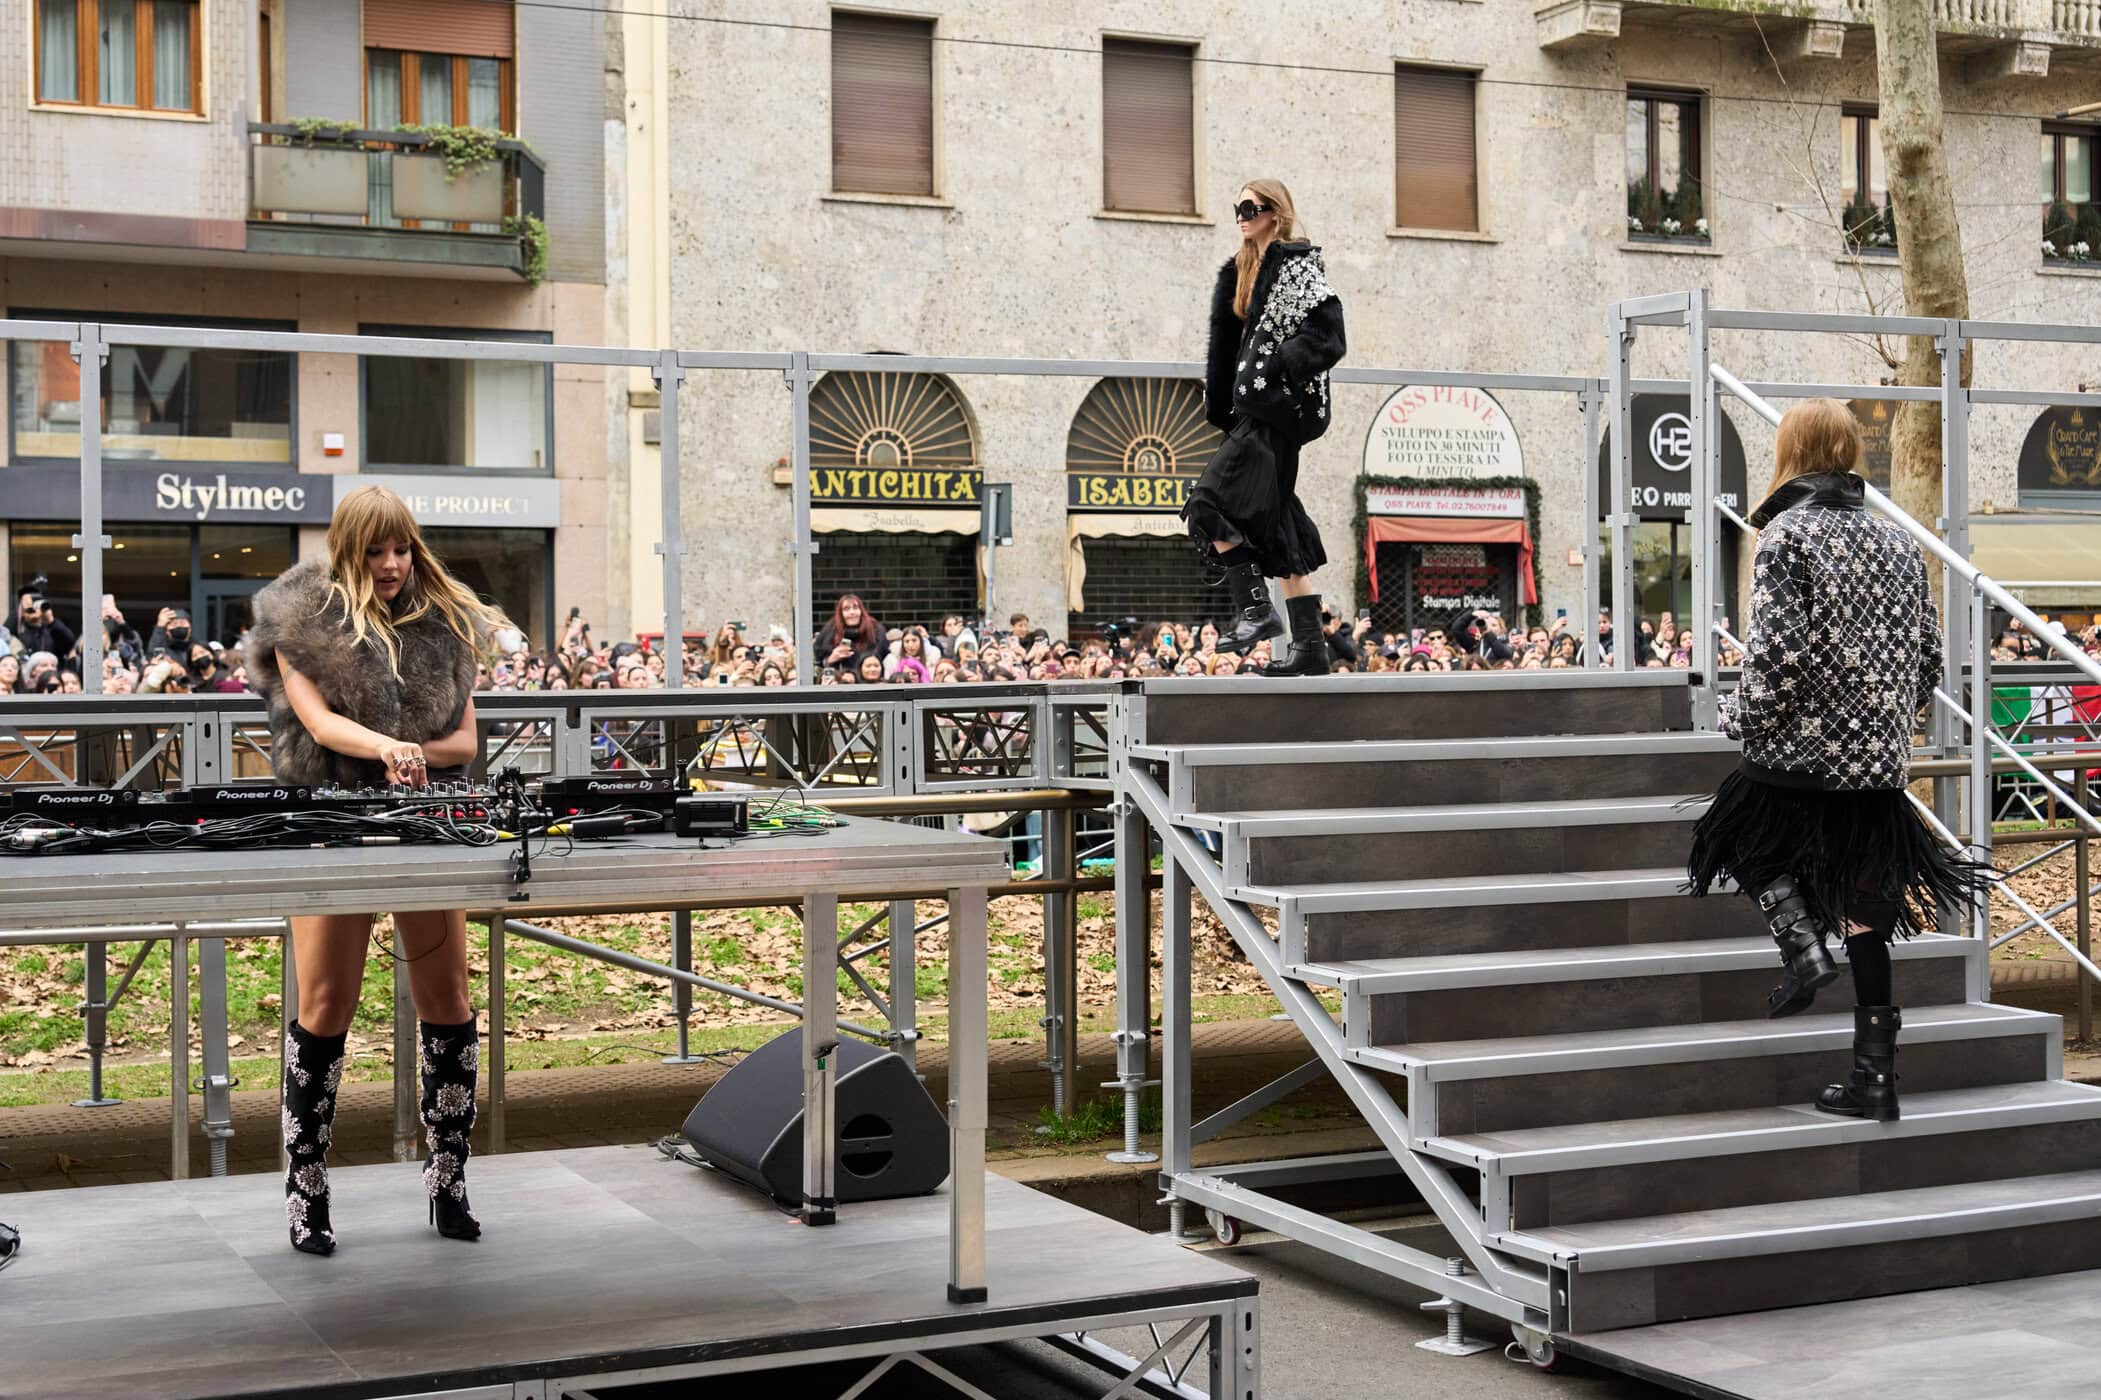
[1753,877,1840,1018]
[1262,595,1328,677]
[1815,1005,1901,1121]
[1218,561,1284,655]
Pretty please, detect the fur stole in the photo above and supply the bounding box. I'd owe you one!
[247,558,480,786]
[1203,256,1241,433]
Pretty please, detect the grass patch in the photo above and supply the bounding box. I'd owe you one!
[1035,1091,1163,1146]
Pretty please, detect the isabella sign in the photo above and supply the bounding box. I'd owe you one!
[1362,385,1525,480]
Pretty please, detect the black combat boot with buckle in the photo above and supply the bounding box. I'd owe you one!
[1815,1004,1901,1121]
[1218,561,1284,655]
[1262,595,1328,677]
[1753,876,1840,1018]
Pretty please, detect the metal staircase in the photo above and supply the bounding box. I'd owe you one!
[1116,669,2101,1352]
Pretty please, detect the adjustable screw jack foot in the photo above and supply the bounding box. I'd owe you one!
[1416,1258,1495,1356]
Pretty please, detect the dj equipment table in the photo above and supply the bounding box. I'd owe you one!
[0,818,1006,1301]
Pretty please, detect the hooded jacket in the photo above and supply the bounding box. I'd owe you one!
[1204,241,1347,445]
[1721,472,1941,791]
[246,558,481,786]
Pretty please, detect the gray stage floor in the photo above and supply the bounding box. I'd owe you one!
[0,1145,1251,1400]
[1566,1268,2101,1399]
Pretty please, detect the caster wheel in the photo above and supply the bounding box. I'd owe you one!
[1509,1326,1559,1371]
[1214,1215,1244,1247]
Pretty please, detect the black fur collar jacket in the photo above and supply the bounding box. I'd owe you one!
[247,559,479,786]
[1722,472,1942,791]
[1203,240,1347,446]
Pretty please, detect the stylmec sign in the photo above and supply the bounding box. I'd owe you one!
[1595,393,1749,522]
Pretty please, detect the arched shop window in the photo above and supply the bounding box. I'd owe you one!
[805,371,982,637]
[1064,378,1226,639]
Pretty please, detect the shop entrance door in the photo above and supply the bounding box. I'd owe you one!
[199,580,267,650]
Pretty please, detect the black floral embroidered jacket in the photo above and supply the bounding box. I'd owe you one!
[1721,472,1943,791]
[1203,241,1347,445]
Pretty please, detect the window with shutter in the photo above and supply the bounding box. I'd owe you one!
[831,12,936,197]
[1394,66,1477,233]
[1102,38,1196,215]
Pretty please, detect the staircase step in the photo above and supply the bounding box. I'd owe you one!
[1126,670,1693,747]
[1195,796,1709,887]
[1141,732,1740,814]
[1299,885,1771,964]
[1498,1168,2101,1272]
[1353,1002,2059,1137]
[1439,1081,2101,1233]
[1306,934,1968,994]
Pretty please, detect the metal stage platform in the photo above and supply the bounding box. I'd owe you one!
[0,1143,1259,1400]
[1561,1269,2101,1399]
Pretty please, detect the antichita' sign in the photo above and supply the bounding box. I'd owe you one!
[811,466,982,506]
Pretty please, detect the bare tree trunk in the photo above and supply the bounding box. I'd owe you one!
[1874,0,1970,587]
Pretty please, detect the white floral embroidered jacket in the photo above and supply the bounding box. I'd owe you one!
[1203,241,1347,445]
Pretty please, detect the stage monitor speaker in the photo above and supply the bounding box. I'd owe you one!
[681,1029,948,1208]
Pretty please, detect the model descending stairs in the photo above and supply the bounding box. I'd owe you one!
[1121,671,2101,1338]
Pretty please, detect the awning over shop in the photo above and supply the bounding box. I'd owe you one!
[1363,515,1538,606]
[1970,516,2101,607]
[1067,514,1190,611]
[811,506,978,535]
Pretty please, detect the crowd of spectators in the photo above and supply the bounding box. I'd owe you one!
[15,574,2096,700]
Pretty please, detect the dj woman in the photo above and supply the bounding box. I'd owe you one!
[249,485,510,1255]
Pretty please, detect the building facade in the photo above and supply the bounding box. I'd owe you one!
[1,0,612,652]
[616,0,2101,647]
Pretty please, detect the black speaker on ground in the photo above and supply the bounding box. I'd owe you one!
[682,1029,949,1208]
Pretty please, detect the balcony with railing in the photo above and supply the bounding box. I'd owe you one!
[1539,0,2101,71]
[246,124,548,282]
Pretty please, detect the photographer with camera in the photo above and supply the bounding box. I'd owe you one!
[14,577,76,664]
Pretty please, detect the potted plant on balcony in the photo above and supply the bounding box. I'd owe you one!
[253,117,368,219]
[390,124,509,224]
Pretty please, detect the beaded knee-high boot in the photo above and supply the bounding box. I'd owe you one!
[283,1020,348,1256]
[419,1016,483,1241]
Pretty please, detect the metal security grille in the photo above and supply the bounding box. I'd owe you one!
[810,530,978,640]
[808,370,975,468]
[1369,540,1518,636]
[1069,536,1229,642]
[1066,378,1219,475]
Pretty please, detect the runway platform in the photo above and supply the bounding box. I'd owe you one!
[0,1144,1257,1400]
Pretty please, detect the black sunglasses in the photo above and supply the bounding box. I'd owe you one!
[1233,199,1273,222]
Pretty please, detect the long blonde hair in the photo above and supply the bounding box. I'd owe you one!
[323,485,510,676]
[1769,398,1863,500]
[1233,178,1302,318]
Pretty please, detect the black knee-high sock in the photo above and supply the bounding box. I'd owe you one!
[1845,934,1893,1006]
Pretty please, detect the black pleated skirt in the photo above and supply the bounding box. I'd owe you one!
[1686,770,1994,939]
[1182,417,1327,580]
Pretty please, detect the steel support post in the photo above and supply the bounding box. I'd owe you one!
[392,925,415,1163]
[72,940,119,1106]
[1106,800,1158,1164]
[890,897,919,1072]
[1970,587,1995,957]
[196,934,236,1178]
[1211,1296,1259,1400]
[487,913,506,1154]
[73,322,109,693]
[1579,383,1604,668]
[801,892,839,1226]
[664,909,706,1063]
[1161,852,1206,1244]
[1040,804,1078,1119]
[946,882,989,1303]
[1606,311,1638,670]
[1687,290,1719,727]
[170,931,190,1180]
[651,352,686,690]
[1934,329,1971,832]
[2079,770,2094,1043]
[789,352,818,685]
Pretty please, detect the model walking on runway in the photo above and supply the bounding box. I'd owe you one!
[249,485,511,1254]
[1187,178,1347,677]
[1687,399,1990,1121]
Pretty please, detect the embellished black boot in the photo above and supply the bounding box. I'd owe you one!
[1262,595,1328,677]
[1815,1005,1901,1121]
[1752,877,1840,1018]
[1218,559,1284,655]
[419,1016,483,1241]
[282,1020,348,1256]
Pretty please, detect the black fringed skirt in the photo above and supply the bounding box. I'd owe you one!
[1182,417,1327,580]
[1686,770,1995,939]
